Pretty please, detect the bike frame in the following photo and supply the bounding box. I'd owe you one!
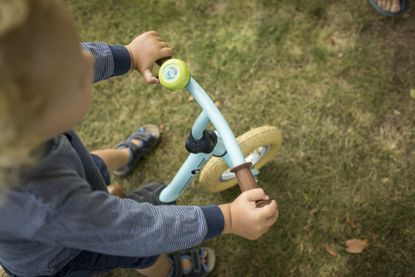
[158,77,248,203]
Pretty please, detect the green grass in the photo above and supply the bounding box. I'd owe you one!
[65,0,415,276]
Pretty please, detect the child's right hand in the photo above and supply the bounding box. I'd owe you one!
[126,31,173,84]
[219,188,278,240]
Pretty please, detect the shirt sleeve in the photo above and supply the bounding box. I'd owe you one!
[81,42,131,83]
[13,175,223,257]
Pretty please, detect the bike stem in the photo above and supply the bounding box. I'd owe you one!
[157,58,271,207]
[186,78,271,207]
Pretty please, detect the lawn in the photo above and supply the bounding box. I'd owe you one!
[65,0,415,276]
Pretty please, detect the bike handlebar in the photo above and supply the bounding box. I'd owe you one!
[231,162,271,208]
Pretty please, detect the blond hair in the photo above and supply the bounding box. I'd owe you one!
[0,0,78,194]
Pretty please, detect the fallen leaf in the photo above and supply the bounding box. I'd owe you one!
[345,239,369,254]
[346,218,360,229]
[309,208,319,216]
[188,96,194,102]
[289,266,298,273]
[159,124,165,133]
[325,244,337,257]
[370,233,379,242]
[214,100,221,107]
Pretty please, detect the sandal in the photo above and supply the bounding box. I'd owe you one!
[169,247,215,277]
[369,0,406,17]
[114,124,160,177]
[126,181,175,205]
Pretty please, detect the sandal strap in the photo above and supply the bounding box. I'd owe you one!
[171,253,184,277]
[116,141,142,162]
[190,248,202,273]
[169,247,209,277]
[128,130,157,152]
[113,125,160,177]
[129,131,153,142]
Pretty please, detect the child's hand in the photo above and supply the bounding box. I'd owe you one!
[219,188,278,240]
[126,31,173,84]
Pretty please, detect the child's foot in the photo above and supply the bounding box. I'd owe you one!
[369,0,406,16]
[113,124,160,177]
[170,247,215,277]
[126,181,173,205]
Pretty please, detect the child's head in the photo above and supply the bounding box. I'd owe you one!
[0,0,93,188]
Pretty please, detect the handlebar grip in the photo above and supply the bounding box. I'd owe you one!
[231,162,271,208]
[156,57,172,67]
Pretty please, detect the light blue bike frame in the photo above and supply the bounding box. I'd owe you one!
[158,78,247,203]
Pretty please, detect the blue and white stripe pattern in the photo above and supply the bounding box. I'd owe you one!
[0,43,223,276]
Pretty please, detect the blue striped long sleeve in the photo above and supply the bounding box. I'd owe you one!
[81,42,131,82]
[22,177,209,257]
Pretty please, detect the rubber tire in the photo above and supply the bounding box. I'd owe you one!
[199,126,282,193]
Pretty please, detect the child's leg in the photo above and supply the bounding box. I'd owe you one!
[108,183,127,198]
[91,148,130,173]
[92,124,160,175]
[136,254,172,277]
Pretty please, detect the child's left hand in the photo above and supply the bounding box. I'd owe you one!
[126,31,173,84]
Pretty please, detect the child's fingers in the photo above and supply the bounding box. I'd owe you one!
[243,188,266,202]
[158,42,170,49]
[264,212,278,228]
[258,199,277,220]
[147,30,160,37]
[143,69,158,84]
[160,47,173,58]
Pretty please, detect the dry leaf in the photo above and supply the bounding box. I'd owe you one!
[346,218,360,229]
[214,100,221,107]
[188,96,194,102]
[159,123,165,134]
[289,266,298,273]
[309,208,319,216]
[345,239,369,254]
[325,244,337,257]
[370,233,380,242]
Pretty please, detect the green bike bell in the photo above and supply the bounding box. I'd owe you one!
[159,59,191,90]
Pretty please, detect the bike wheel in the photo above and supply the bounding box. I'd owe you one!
[199,126,282,192]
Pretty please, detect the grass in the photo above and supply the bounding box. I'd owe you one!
[65,0,415,276]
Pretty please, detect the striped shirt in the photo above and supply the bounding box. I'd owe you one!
[0,43,224,276]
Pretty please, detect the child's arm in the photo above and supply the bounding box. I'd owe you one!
[81,31,172,84]
[8,177,277,257]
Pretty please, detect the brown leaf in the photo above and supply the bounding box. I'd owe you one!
[289,266,298,273]
[325,244,337,257]
[370,233,380,242]
[214,100,221,107]
[309,208,319,216]
[346,218,360,229]
[159,124,165,134]
[345,239,369,254]
[188,96,194,102]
